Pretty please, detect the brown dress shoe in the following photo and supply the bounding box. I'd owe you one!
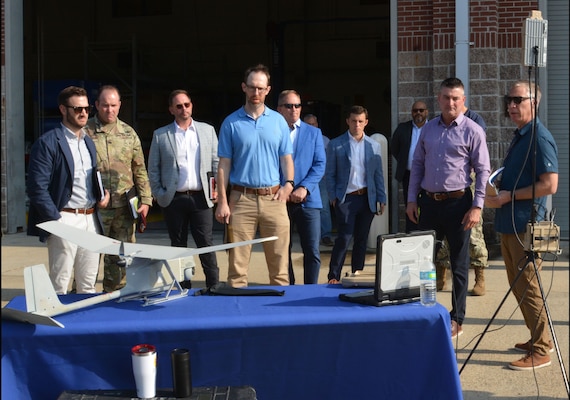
[451,320,463,339]
[514,339,554,353]
[509,351,551,371]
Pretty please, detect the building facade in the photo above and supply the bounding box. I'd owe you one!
[2,0,568,244]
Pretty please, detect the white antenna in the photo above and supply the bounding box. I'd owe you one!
[523,10,548,67]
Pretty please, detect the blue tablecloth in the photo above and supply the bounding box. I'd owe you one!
[2,285,462,400]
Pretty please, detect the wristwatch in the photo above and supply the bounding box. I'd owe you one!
[286,180,295,187]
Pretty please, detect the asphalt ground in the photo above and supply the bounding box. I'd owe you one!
[2,221,569,399]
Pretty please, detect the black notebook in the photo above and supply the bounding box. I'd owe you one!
[339,230,436,307]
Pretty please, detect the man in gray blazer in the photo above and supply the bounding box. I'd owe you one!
[148,90,219,287]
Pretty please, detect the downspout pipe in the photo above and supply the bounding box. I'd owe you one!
[456,0,470,104]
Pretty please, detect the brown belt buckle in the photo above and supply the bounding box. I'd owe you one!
[433,192,446,201]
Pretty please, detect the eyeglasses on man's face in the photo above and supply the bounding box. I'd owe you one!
[279,103,302,109]
[412,108,426,113]
[65,105,92,114]
[504,96,531,105]
[175,102,191,110]
[245,84,268,93]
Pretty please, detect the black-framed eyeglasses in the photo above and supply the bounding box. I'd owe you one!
[175,102,191,110]
[504,96,531,105]
[412,108,426,113]
[65,105,92,114]
[245,85,268,93]
[279,103,302,109]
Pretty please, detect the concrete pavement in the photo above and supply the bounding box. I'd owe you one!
[2,224,569,399]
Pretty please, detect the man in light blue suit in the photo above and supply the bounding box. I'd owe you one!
[148,89,219,287]
[326,105,386,284]
[277,90,326,284]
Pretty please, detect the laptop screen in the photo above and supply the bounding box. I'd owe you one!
[375,231,436,301]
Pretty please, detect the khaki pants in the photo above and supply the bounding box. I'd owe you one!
[227,190,290,287]
[501,233,550,356]
[47,212,100,294]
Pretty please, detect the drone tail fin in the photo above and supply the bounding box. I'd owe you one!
[24,264,65,316]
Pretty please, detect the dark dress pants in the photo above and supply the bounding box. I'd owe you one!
[417,189,472,325]
[287,204,321,284]
[327,194,374,281]
[163,192,219,287]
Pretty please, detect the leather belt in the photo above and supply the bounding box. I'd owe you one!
[424,189,466,201]
[176,190,202,196]
[232,185,279,196]
[61,207,95,215]
[347,187,368,196]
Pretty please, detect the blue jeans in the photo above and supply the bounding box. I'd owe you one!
[319,179,332,239]
[287,205,321,284]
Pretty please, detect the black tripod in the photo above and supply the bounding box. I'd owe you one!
[459,246,569,395]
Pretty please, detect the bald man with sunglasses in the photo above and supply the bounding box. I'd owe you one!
[148,89,220,288]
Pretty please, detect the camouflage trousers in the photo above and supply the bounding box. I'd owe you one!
[435,209,488,270]
[100,206,136,292]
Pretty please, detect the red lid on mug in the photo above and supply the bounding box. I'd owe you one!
[132,344,156,356]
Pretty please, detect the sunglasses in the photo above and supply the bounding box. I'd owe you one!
[65,105,92,114]
[245,85,268,93]
[412,108,426,113]
[175,102,191,110]
[280,103,302,109]
[504,96,531,105]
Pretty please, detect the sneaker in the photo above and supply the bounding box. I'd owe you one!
[514,339,554,354]
[509,351,551,371]
[321,237,334,246]
[451,320,463,339]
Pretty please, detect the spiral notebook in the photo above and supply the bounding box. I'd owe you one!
[339,230,436,307]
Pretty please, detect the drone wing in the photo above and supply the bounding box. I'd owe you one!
[37,221,277,260]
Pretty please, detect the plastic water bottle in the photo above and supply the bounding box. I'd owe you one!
[420,256,437,307]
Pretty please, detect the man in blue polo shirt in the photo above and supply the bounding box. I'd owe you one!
[485,80,558,371]
[216,64,295,287]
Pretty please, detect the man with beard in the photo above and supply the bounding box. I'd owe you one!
[27,86,110,294]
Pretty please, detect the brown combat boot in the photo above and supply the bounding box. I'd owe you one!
[436,264,447,291]
[471,266,486,296]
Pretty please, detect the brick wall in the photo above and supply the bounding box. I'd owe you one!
[394,0,539,246]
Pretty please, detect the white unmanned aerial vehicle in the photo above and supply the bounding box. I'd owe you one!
[2,221,277,328]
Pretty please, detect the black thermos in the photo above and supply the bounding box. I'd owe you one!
[171,348,192,397]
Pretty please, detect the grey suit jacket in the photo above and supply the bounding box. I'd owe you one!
[148,120,219,208]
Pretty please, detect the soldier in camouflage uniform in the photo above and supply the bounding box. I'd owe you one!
[436,176,488,296]
[86,85,153,293]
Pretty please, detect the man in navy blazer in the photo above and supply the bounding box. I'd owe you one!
[27,86,109,294]
[277,90,326,284]
[147,90,219,287]
[390,101,428,233]
[326,105,386,284]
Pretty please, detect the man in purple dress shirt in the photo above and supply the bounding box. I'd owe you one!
[406,77,490,340]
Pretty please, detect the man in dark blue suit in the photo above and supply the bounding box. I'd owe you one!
[326,105,386,284]
[277,90,326,284]
[27,86,109,294]
[390,100,428,233]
